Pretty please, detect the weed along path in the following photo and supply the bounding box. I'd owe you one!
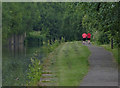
[80,44,118,86]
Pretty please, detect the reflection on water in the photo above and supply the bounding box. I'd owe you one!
[2,44,46,86]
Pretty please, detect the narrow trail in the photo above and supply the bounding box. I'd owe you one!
[80,43,118,86]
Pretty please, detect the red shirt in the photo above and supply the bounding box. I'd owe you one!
[87,33,91,38]
[82,33,87,38]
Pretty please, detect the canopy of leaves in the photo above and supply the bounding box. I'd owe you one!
[2,2,119,47]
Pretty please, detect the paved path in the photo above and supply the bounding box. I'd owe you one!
[80,44,118,86]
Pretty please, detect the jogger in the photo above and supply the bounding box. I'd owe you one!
[82,33,87,44]
[87,33,91,44]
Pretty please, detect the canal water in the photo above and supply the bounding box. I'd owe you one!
[2,44,47,86]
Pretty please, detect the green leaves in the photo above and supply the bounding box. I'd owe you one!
[2,2,119,47]
[80,2,119,46]
[27,53,42,85]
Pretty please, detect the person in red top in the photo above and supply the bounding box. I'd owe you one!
[82,33,87,44]
[87,33,91,44]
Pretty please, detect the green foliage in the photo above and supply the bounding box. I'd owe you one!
[61,37,65,43]
[27,52,42,85]
[93,31,110,45]
[2,2,119,48]
[29,31,41,38]
[25,31,44,46]
[47,38,65,53]
[2,2,43,44]
[81,2,119,47]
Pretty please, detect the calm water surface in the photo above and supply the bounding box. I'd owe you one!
[2,44,46,86]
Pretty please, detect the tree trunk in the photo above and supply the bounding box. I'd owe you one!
[111,38,113,49]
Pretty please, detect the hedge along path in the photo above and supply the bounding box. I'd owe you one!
[80,43,118,86]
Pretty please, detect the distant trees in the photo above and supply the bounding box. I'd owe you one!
[2,2,119,48]
[79,2,119,48]
[2,3,34,44]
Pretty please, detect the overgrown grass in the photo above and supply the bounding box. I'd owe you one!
[51,41,91,86]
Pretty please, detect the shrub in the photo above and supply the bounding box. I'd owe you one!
[27,53,42,85]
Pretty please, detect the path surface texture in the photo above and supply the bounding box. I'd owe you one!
[80,44,118,86]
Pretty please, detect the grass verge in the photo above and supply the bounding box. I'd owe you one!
[50,41,91,86]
